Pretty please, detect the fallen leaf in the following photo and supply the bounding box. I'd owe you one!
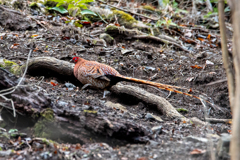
[76,143,81,149]
[197,37,204,41]
[191,65,203,69]
[227,119,232,124]
[190,149,206,155]
[50,81,58,86]
[207,34,211,40]
[137,157,148,160]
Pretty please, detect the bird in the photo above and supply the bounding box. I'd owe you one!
[72,56,223,111]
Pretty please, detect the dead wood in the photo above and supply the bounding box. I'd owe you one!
[218,0,235,111]
[19,57,75,76]
[0,68,52,115]
[110,83,187,120]
[205,118,231,124]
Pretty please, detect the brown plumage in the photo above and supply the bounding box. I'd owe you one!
[72,57,219,109]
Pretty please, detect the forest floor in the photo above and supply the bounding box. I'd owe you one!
[0,0,232,159]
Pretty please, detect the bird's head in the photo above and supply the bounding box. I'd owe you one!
[72,57,80,63]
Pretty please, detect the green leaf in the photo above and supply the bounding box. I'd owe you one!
[68,4,74,10]
[77,4,88,9]
[224,6,230,12]
[81,9,98,16]
[65,20,71,24]
[49,6,68,14]
[213,7,218,13]
[8,129,18,134]
[173,1,178,8]
[74,21,83,28]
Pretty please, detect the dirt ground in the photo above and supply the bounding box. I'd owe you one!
[0,1,232,159]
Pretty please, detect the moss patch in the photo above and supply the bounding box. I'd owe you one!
[176,108,188,113]
[143,5,155,11]
[34,108,55,138]
[100,33,114,45]
[109,10,137,28]
[0,59,20,74]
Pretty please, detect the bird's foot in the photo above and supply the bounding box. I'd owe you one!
[103,90,110,99]
[81,84,92,90]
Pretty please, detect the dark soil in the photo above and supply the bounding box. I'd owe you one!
[0,1,232,160]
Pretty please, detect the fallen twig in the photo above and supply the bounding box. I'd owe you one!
[205,118,232,124]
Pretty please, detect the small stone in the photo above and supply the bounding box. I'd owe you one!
[151,126,162,132]
[65,82,76,89]
[0,150,13,157]
[121,49,133,55]
[180,56,188,60]
[100,33,114,45]
[185,136,208,143]
[161,54,166,59]
[144,66,155,71]
[148,140,159,147]
[145,113,155,120]
[206,60,214,65]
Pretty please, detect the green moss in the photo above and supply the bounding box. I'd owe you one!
[152,27,161,36]
[109,10,137,28]
[92,40,97,45]
[29,2,39,8]
[42,138,56,145]
[105,24,119,32]
[34,108,55,138]
[100,33,114,44]
[84,110,97,114]
[143,5,155,11]
[176,108,188,113]
[1,59,20,74]
[3,59,17,67]
[0,147,2,151]
[40,108,54,121]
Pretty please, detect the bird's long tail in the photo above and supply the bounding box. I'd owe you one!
[119,75,201,99]
[118,75,223,112]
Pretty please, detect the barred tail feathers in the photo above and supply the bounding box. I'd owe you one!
[119,76,202,101]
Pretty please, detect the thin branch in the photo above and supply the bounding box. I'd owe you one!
[0,49,32,117]
[218,0,235,111]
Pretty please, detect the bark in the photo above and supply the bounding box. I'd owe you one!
[218,0,235,111]
[229,0,240,159]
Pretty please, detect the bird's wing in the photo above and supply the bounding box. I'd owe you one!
[81,64,111,81]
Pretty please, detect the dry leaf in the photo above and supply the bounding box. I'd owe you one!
[191,65,203,69]
[190,149,206,155]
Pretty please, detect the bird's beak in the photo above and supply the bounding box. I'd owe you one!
[70,59,73,62]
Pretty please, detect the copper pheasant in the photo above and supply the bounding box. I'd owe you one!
[72,56,210,101]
